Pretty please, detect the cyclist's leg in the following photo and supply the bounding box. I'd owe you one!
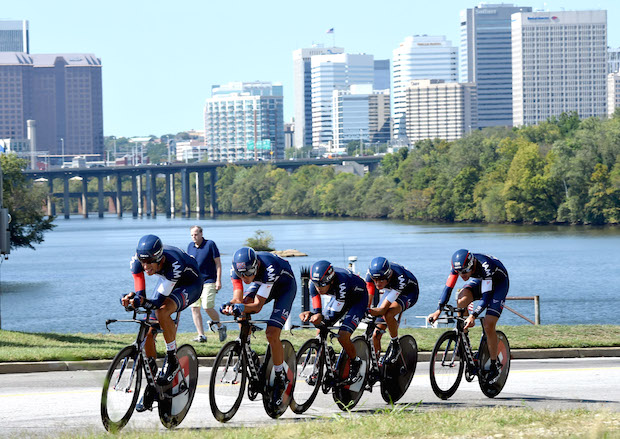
[457,279,480,315]
[384,302,403,338]
[155,297,179,346]
[266,277,296,367]
[372,323,386,358]
[483,277,508,361]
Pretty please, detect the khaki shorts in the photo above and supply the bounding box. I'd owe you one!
[190,283,218,309]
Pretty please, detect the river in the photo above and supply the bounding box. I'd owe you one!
[0,215,618,333]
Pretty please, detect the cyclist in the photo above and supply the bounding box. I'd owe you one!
[121,234,202,412]
[365,257,419,364]
[220,247,297,406]
[427,249,509,384]
[299,260,368,385]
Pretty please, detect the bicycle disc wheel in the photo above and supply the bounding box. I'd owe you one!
[100,345,142,433]
[429,331,464,400]
[290,338,324,414]
[158,344,199,428]
[333,337,369,411]
[209,341,246,423]
[380,335,418,404]
[263,339,297,419]
[478,330,511,398]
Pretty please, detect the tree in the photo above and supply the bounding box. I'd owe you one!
[1,154,55,250]
[244,230,275,251]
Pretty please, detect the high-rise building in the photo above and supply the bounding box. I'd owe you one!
[332,84,390,151]
[0,53,103,159]
[293,46,344,148]
[405,79,477,143]
[608,47,620,74]
[204,81,284,162]
[608,72,620,117]
[311,53,375,147]
[0,20,28,53]
[512,11,607,126]
[392,35,458,140]
[373,59,390,91]
[460,3,532,129]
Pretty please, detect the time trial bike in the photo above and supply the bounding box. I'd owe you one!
[429,304,511,399]
[101,306,198,432]
[209,318,296,422]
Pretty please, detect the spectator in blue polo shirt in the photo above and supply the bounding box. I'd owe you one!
[187,225,227,342]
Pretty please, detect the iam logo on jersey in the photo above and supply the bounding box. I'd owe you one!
[398,275,406,290]
[281,309,290,321]
[266,265,276,282]
[482,261,491,277]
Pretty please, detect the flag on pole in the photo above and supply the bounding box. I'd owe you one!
[326,28,334,34]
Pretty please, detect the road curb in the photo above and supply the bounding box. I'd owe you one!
[1,347,618,374]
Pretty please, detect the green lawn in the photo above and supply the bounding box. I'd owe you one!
[57,407,620,439]
[1,324,619,362]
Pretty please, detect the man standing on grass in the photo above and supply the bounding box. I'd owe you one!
[187,225,227,342]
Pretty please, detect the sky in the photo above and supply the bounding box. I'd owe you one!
[3,0,620,137]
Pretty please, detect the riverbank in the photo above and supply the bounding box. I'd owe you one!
[1,324,619,364]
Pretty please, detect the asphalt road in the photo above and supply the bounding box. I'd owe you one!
[0,357,618,437]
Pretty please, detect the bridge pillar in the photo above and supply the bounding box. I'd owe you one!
[196,171,205,217]
[81,176,88,218]
[209,169,218,216]
[166,172,173,217]
[115,173,123,218]
[131,174,138,218]
[47,179,55,217]
[150,171,157,217]
[98,176,105,218]
[136,173,143,216]
[63,176,70,219]
[181,168,190,217]
[145,171,152,217]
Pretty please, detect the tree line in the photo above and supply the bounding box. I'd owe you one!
[216,112,620,225]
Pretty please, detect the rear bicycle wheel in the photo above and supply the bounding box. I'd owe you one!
[429,331,464,400]
[100,345,142,433]
[333,337,369,411]
[380,335,418,403]
[478,331,511,398]
[209,341,246,422]
[158,344,199,428]
[263,339,297,419]
[290,339,324,414]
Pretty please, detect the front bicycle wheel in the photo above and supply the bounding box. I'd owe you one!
[159,344,199,428]
[290,338,324,414]
[209,340,246,422]
[429,331,464,400]
[100,345,142,433]
[333,337,369,411]
[380,334,418,404]
[478,330,511,398]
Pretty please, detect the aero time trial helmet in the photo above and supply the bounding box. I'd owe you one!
[311,260,335,287]
[368,256,392,280]
[232,247,259,277]
[136,234,164,263]
[451,249,474,274]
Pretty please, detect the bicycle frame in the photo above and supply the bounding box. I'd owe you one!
[105,307,183,400]
[440,306,485,378]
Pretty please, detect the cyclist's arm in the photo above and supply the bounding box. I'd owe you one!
[437,271,458,310]
[366,281,375,307]
[231,277,244,303]
[310,283,323,314]
[132,272,146,299]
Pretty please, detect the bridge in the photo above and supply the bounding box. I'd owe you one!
[23,156,382,218]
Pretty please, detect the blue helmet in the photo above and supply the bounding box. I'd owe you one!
[311,260,335,287]
[368,256,392,280]
[136,234,164,263]
[451,249,474,273]
[232,247,259,277]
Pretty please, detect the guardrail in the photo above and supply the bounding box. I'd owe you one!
[505,296,540,325]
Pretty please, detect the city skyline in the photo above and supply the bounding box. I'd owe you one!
[2,0,620,137]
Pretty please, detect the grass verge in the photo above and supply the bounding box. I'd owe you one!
[1,324,619,362]
[55,407,620,439]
